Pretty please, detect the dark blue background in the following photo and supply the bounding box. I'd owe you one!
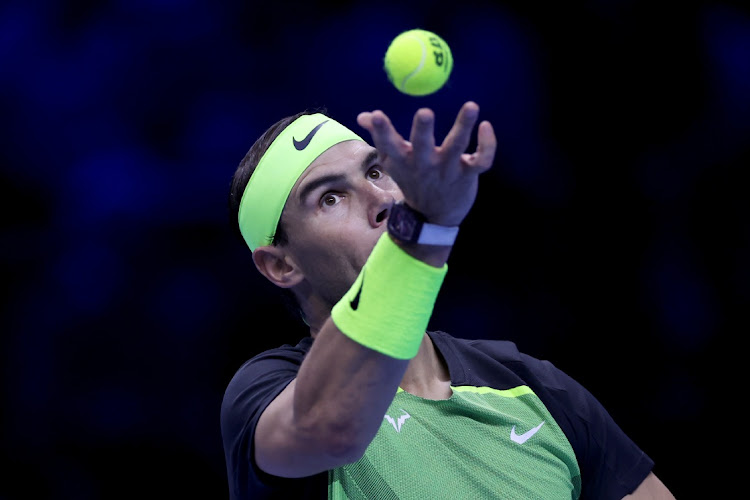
[2,1,747,498]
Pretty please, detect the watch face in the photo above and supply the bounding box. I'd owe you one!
[388,203,422,242]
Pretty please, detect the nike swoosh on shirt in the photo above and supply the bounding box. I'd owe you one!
[350,270,364,310]
[510,421,545,444]
[293,120,329,150]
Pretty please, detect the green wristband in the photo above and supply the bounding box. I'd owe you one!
[330,233,448,359]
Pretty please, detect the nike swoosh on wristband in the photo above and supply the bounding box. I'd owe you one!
[510,421,545,444]
[350,270,364,310]
[293,119,329,150]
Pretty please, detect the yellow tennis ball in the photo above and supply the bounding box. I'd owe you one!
[384,29,453,96]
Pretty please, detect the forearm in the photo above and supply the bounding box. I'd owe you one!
[292,320,410,458]
[256,235,448,476]
[293,235,449,452]
[254,323,410,477]
[392,237,452,268]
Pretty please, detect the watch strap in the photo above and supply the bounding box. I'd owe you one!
[417,221,459,246]
[389,202,459,246]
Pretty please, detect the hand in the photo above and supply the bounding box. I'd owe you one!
[356,101,496,227]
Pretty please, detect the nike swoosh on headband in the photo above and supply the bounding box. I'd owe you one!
[293,120,329,150]
[238,113,363,252]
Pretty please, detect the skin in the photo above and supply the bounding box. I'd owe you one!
[249,102,674,499]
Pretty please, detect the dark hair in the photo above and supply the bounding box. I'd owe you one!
[228,110,308,245]
[228,108,326,323]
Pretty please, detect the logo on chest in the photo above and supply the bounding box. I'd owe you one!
[384,409,411,432]
[510,421,545,444]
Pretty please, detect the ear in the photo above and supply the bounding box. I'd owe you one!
[252,245,304,289]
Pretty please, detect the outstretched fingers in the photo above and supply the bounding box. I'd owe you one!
[356,110,410,161]
[410,108,436,167]
[461,120,497,172]
[440,102,480,160]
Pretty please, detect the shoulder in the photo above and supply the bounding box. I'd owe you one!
[429,330,565,388]
[220,337,316,498]
[221,337,312,431]
[230,337,313,382]
[429,330,522,360]
[429,331,609,419]
[429,331,654,498]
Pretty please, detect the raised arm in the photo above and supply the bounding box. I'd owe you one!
[252,102,496,478]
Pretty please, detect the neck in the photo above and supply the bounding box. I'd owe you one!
[299,285,332,338]
[399,334,452,400]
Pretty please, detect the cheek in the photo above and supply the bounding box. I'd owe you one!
[312,209,370,239]
[302,245,362,300]
[380,176,402,195]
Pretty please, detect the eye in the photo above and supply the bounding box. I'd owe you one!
[367,167,383,180]
[321,193,342,207]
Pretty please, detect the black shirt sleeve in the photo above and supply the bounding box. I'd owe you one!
[220,338,325,500]
[522,355,654,500]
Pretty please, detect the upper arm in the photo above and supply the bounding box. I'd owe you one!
[253,377,354,478]
[621,472,675,500]
[253,378,297,475]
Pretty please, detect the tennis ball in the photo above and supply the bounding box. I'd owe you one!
[384,29,453,96]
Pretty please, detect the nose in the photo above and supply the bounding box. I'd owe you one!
[367,183,399,229]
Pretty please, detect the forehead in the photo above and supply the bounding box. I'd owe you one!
[309,140,374,174]
[289,140,376,196]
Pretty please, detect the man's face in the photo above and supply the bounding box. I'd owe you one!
[280,140,402,306]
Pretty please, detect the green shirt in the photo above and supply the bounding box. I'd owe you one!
[329,385,581,499]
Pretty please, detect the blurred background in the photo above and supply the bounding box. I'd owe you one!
[2,0,747,498]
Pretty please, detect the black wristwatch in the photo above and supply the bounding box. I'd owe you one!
[387,202,459,246]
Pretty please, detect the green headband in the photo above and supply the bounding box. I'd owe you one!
[238,113,365,251]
